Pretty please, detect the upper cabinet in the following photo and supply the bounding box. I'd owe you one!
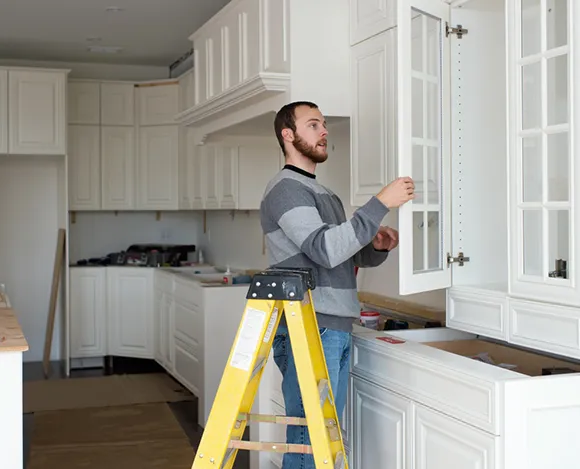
[0,67,68,155]
[176,0,351,142]
[351,0,580,359]
[67,79,186,211]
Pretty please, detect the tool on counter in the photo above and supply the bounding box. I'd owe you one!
[191,267,347,469]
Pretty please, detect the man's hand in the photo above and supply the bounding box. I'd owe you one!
[372,226,399,251]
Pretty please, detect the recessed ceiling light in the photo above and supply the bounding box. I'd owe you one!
[106,6,124,12]
[88,45,123,54]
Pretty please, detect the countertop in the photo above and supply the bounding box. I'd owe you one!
[0,306,29,353]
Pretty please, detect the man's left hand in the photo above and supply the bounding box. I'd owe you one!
[373,226,399,251]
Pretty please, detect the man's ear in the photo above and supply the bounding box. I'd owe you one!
[282,128,294,143]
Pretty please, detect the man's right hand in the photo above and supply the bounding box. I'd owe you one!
[376,177,415,208]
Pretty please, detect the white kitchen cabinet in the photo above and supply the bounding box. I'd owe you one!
[68,125,101,210]
[101,126,135,210]
[137,125,179,210]
[189,136,282,211]
[69,267,107,359]
[349,374,411,469]
[100,82,134,126]
[0,70,7,154]
[4,68,67,155]
[67,78,190,211]
[106,267,154,359]
[137,82,179,126]
[68,81,100,125]
[352,328,580,469]
[350,0,580,357]
[177,0,350,143]
[154,270,175,372]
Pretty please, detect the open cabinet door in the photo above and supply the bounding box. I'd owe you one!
[397,0,452,295]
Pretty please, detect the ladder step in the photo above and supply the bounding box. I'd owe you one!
[228,439,313,454]
[237,412,307,425]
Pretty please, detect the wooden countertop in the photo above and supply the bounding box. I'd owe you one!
[0,307,29,352]
[358,291,446,325]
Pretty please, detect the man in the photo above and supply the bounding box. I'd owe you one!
[259,101,414,468]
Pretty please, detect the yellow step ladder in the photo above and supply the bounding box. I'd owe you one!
[191,267,348,469]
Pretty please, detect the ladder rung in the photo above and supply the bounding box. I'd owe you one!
[237,412,307,425]
[228,439,313,454]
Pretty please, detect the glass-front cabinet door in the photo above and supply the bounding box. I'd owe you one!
[509,0,578,306]
[397,0,452,295]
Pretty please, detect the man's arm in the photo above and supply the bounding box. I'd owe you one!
[353,243,389,268]
[263,178,389,269]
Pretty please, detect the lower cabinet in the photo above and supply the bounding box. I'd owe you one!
[350,328,580,469]
[69,266,154,360]
[69,266,254,428]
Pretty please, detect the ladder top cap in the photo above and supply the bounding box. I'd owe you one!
[246,267,315,300]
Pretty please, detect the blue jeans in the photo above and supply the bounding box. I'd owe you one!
[272,326,351,469]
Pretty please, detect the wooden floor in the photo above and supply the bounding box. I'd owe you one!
[23,357,249,469]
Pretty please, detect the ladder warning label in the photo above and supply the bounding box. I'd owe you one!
[230,308,267,371]
[263,307,278,343]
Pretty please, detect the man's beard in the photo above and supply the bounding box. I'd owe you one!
[292,133,328,163]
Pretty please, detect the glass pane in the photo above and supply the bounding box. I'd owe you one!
[522,61,542,129]
[548,210,569,279]
[411,12,423,72]
[412,145,424,204]
[427,146,440,205]
[523,210,543,276]
[413,211,425,273]
[521,0,541,57]
[425,15,439,76]
[412,78,423,138]
[547,54,568,126]
[409,8,442,275]
[427,211,441,270]
[547,0,568,50]
[426,81,438,141]
[522,135,542,202]
[547,132,569,202]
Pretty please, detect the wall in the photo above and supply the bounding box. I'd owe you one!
[68,211,203,263]
[0,156,67,363]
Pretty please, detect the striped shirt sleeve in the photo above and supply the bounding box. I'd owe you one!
[262,178,389,269]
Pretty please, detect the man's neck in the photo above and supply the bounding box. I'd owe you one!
[284,153,316,175]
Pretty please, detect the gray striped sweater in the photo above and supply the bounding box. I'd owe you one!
[260,165,391,332]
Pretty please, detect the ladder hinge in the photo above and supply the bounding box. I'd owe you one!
[446,23,468,39]
[447,252,470,266]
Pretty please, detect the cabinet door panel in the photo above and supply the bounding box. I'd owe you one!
[350,30,394,207]
[509,0,579,306]
[397,0,451,294]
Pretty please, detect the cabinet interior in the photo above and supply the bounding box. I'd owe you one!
[446,0,509,294]
[425,338,580,376]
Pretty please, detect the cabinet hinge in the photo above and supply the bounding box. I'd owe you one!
[447,252,470,266]
[446,23,468,39]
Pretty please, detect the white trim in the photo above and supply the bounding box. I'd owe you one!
[175,72,290,127]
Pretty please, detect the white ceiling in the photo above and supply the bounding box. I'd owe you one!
[0,0,231,67]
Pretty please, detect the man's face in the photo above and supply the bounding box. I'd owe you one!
[290,106,328,163]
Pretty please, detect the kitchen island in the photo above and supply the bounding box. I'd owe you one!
[0,302,29,469]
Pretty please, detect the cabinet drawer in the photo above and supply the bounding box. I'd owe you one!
[509,298,580,360]
[174,337,202,396]
[174,299,203,349]
[174,277,201,308]
[447,287,508,341]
